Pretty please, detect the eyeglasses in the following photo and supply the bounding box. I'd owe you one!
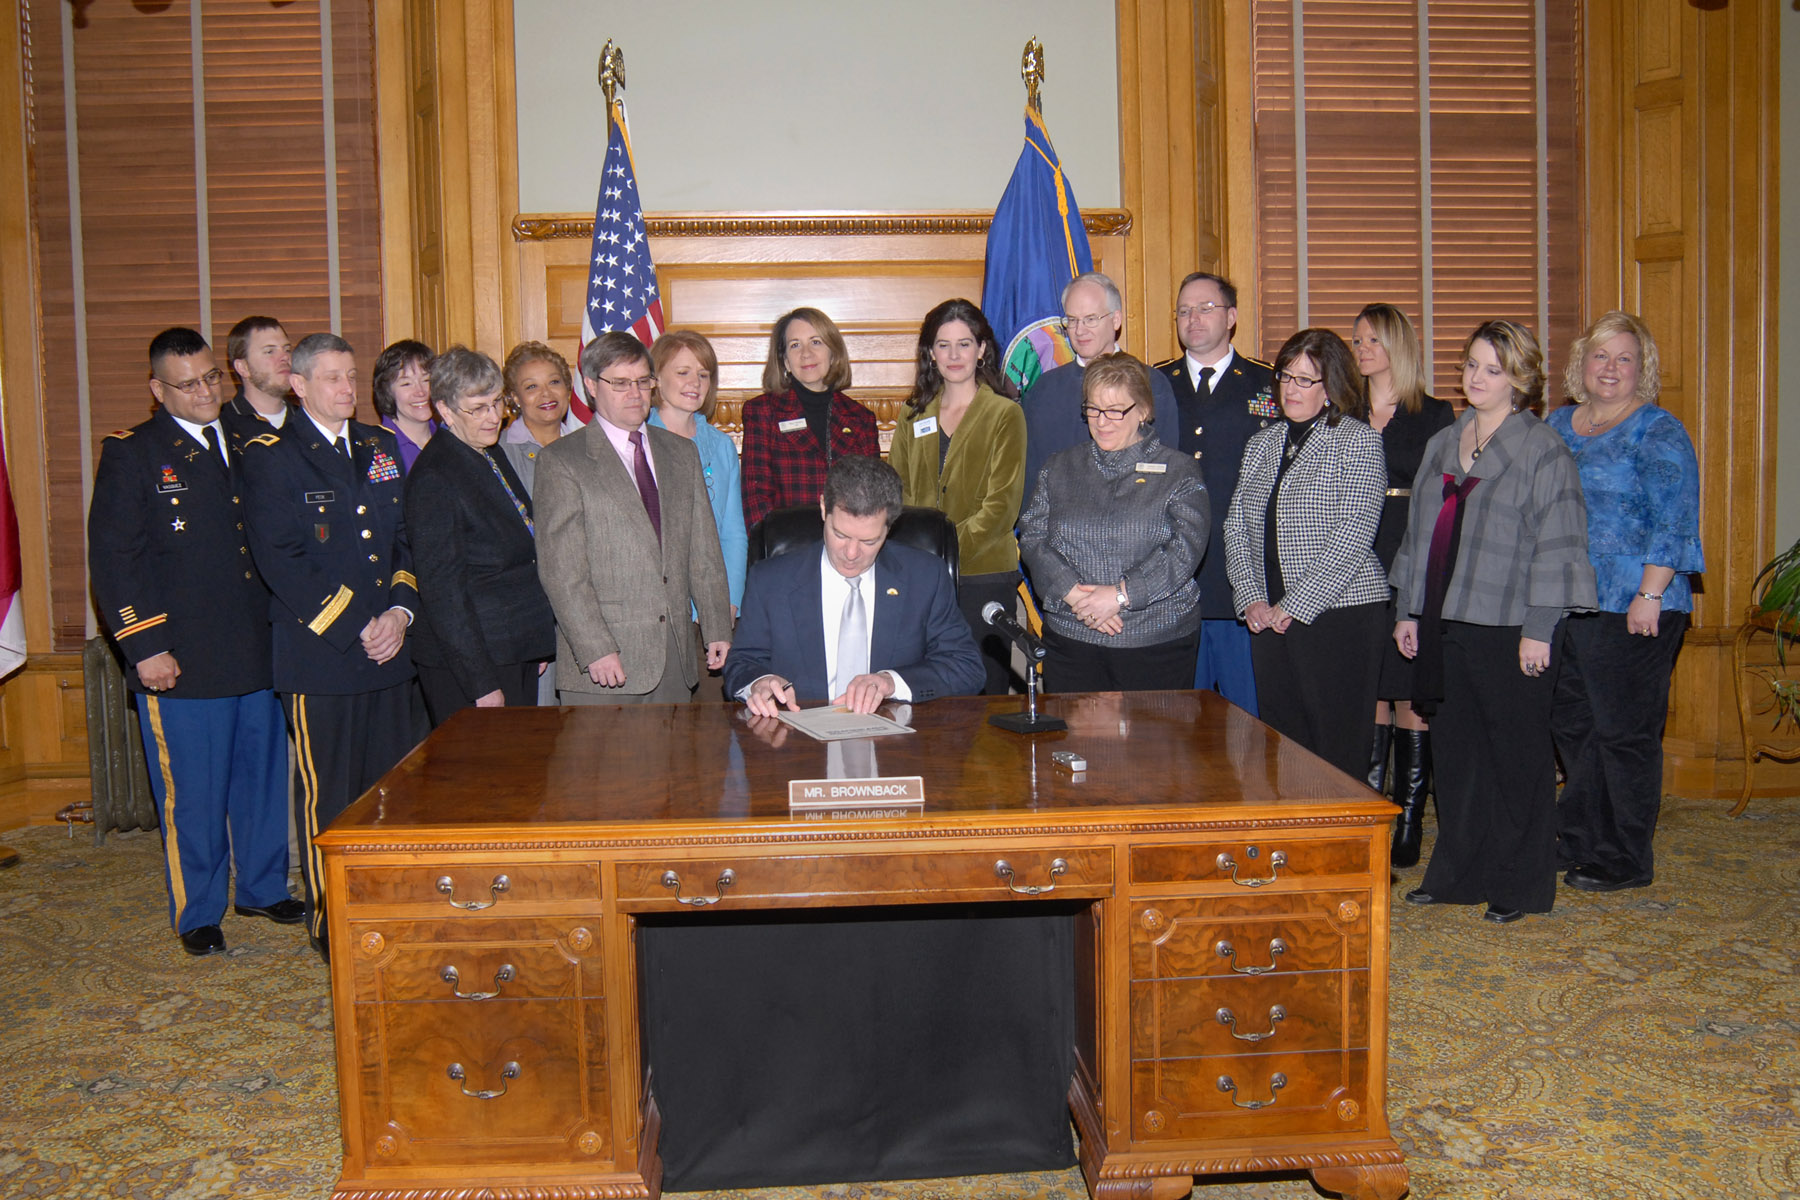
[1081,405,1138,424]
[155,368,225,395]
[1275,371,1323,390]
[1174,302,1227,320]
[1060,313,1114,332]
[598,375,657,395]
[456,400,505,420]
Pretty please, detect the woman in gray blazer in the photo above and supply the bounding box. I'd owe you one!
[1224,328,1389,781]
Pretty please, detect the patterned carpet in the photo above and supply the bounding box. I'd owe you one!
[0,795,1795,1200]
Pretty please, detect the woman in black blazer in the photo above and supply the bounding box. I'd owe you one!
[1353,303,1455,867]
[405,346,556,724]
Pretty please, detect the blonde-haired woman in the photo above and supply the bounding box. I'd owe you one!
[1547,311,1701,893]
[739,307,878,528]
[1392,320,1595,923]
[1353,303,1454,867]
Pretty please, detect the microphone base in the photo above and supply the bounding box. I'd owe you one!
[987,710,1069,735]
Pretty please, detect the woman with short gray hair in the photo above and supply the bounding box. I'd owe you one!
[404,346,556,724]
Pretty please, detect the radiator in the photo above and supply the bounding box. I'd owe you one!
[81,637,158,841]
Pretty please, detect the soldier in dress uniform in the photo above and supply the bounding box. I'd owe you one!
[241,332,422,959]
[88,327,298,958]
[1154,271,1277,716]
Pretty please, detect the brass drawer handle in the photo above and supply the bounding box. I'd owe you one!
[1218,1071,1287,1109]
[994,857,1068,895]
[1216,1004,1287,1042]
[1215,937,1287,975]
[436,874,510,910]
[447,1061,519,1100]
[1215,848,1286,887]
[661,867,736,906]
[441,963,515,1000]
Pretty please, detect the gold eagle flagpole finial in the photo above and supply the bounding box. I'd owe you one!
[1021,37,1045,114]
[599,40,626,121]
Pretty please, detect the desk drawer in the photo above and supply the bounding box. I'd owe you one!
[1129,969,1369,1059]
[1132,1048,1371,1140]
[1130,837,1371,890]
[1130,891,1371,978]
[345,917,603,1003]
[353,996,611,1168]
[615,847,1113,910]
[342,862,602,911]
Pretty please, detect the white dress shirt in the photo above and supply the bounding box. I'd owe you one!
[818,549,912,702]
[1186,347,1237,394]
[171,416,230,466]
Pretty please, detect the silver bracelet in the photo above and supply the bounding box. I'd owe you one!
[1637,590,1663,602]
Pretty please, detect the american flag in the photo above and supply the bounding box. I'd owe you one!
[574,97,665,422]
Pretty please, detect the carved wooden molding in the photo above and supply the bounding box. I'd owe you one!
[331,815,1385,854]
[513,209,1133,241]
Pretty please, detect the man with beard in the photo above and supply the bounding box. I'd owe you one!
[223,315,293,433]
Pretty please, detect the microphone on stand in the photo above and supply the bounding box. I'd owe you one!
[982,601,1047,661]
[983,600,1066,734]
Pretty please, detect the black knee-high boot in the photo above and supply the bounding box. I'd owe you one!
[1367,721,1393,794]
[1390,728,1431,869]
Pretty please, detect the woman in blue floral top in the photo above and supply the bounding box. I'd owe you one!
[1547,311,1702,894]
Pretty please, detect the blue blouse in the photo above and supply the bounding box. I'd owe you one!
[1547,404,1702,613]
[649,409,748,610]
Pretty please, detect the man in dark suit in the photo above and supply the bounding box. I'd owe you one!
[1154,271,1276,716]
[221,315,293,435]
[1019,271,1181,506]
[241,332,421,957]
[88,327,297,957]
[724,455,985,716]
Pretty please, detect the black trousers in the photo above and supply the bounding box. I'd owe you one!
[1042,625,1200,694]
[1552,609,1687,880]
[1420,621,1559,913]
[1249,601,1386,781]
[957,571,1024,695]
[417,660,541,728]
[284,681,425,937]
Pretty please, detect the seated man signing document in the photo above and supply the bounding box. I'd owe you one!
[724,455,986,716]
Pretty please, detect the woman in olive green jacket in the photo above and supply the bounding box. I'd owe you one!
[889,298,1026,694]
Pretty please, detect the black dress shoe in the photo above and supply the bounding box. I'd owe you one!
[1483,906,1525,924]
[180,925,227,956]
[235,897,306,924]
[1564,866,1652,893]
[1404,888,1437,905]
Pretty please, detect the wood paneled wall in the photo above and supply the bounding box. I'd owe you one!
[1583,0,1782,798]
[513,211,1132,447]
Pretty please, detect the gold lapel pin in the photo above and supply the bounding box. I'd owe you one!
[886,587,899,595]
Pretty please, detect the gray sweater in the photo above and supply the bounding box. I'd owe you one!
[1018,434,1210,647]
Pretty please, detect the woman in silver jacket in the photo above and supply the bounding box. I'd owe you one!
[1018,353,1210,693]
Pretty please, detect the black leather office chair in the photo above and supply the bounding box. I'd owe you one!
[746,505,960,588]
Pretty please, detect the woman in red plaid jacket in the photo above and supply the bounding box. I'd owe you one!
[739,307,879,528]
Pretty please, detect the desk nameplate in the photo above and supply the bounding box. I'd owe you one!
[789,775,925,811]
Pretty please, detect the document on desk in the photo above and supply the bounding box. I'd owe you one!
[774,706,915,742]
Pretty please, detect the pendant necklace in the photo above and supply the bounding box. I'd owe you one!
[1469,419,1503,462]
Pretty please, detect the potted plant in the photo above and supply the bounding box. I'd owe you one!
[1750,536,1800,727]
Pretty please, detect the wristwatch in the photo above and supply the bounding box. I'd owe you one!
[1115,586,1129,611]
[1637,590,1664,601]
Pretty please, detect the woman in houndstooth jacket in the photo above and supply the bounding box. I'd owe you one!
[1224,328,1390,782]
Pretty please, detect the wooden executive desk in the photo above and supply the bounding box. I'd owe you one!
[317,692,1409,1200]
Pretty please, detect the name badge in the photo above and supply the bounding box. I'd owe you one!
[912,416,939,437]
[304,490,336,504]
[1134,462,1167,474]
[778,418,808,434]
